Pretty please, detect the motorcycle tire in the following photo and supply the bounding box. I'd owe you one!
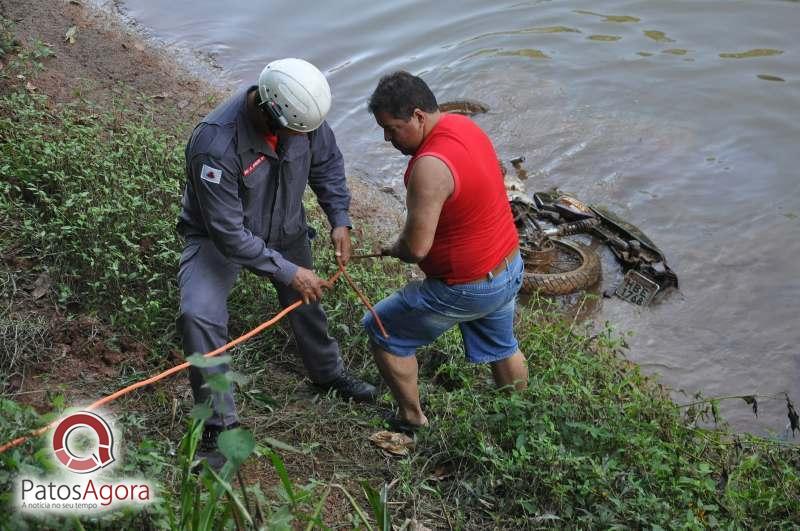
[521,238,601,296]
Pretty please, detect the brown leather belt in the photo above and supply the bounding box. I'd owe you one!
[462,245,520,284]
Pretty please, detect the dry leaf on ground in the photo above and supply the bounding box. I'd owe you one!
[65,25,78,44]
[31,271,51,300]
[368,430,414,456]
[430,463,453,481]
[402,518,433,531]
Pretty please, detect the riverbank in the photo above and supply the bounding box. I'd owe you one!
[0,0,404,234]
[1,1,799,528]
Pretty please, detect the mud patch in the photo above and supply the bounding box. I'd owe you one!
[1,255,148,411]
[0,0,222,131]
[2,310,149,412]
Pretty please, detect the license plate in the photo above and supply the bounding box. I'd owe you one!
[615,270,660,306]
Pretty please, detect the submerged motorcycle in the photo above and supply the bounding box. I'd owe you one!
[510,189,679,306]
[437,100,678,306]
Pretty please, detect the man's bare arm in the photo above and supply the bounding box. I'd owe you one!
[384,156,454,263]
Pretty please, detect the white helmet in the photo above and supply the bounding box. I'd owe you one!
[257,58,332,133]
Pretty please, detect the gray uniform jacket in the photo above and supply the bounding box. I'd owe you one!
[177,86,352,286]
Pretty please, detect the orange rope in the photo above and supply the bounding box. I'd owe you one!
[339,265,389,339]
[0,264,386,454]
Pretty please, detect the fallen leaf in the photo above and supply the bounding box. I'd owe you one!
[31,271,52,300]
[177,99,190,109]
[368,430,414,456]
[25,82,37,92]
[587,35,622,42]
[431,463,453,481]
[720,48,783,59]
[644,30,674,43]
[757,74,785,83]
[402,519,432,531]
[65,25,78,44]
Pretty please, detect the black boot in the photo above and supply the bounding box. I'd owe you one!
[316,371,378,403]
[194,422,239,472]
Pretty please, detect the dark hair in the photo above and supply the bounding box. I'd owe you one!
[368,71,438,120]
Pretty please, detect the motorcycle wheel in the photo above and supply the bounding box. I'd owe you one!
[521,238,601,296]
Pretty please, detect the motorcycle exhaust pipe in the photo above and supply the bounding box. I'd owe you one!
[542,217,600,237]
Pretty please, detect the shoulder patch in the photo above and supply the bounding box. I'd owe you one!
[200,164,223,184]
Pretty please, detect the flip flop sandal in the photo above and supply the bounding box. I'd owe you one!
[385,416,426,436]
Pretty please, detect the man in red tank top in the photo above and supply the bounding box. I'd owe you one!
[363,71,528,431]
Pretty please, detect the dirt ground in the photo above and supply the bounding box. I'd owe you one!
[1,0,220,124]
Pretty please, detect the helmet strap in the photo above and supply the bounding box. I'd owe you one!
[257,93,289,129]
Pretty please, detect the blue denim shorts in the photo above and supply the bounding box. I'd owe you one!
[362,253,523,363]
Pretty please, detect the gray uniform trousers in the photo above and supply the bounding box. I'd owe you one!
[177,234,344,428]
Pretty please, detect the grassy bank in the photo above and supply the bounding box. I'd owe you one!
[1,27,799,529]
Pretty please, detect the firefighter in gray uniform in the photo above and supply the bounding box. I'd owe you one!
[177,58,377,466]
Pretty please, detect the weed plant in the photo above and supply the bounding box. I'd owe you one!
[0,17,18,60]
[0,89,183,342]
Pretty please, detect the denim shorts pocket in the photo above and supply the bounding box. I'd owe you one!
[440,286,503,318]
[421,279,468,316]
[455,282,507,300]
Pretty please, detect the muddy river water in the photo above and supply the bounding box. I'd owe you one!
[113,0,799,435]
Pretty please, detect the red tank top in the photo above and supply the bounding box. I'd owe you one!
[404,114,518,284]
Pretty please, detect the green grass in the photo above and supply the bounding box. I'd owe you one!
[0,89,185,342]
[408,311,800,527]
[0,17,18,59]
[0,38,798,529]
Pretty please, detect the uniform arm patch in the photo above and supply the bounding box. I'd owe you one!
[200,164,223,184]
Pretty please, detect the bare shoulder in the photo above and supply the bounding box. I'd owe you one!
[408,156,454,197]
